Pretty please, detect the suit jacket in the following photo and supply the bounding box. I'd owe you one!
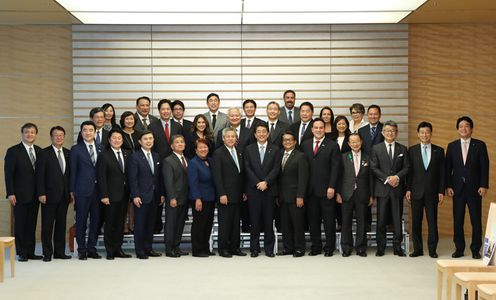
[35,146,70,204]
[302,137,341,197]
[163,153,189,206]
[407,144,445,200]
[289,120,314,146]
[279,106,300,124]
[370,142,409,198]
[215,125,254,153]
[244,142,281,196]
[70,142,102,197]
[127,149,163,204]
[122,131,140,153]
[212,146,245,203]
[278,149,309,204]
[358,122,384,155]
[338,151,373,203]
[77,128,109,147]
[96,148,130,202]
[446,138,489,196]
[178,119,193,133]
[268,120,289,147]
[149,119,183,160]
[185,131,215,159]
[241,117,265,134]
[204,111,228,140]
[188,155,216,202]
[329,132,352,154]
[4,143,41,203]
[134,113,159,132]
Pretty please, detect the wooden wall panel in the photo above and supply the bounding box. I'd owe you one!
[409,24,496,238]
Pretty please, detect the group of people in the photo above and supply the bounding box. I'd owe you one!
[4,90,489,262]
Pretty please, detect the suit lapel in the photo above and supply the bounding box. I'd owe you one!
[314,138,327,157]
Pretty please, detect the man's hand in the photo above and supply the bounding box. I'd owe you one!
[335,193,343,204]
[257,181,268,191]
[405,191,411,204]
[327,188,335,200]
[446,188,454,197]
[195,199,203,212]
[220,195,228,205]
[478,187,488,197]
[368,197,375,207]
[438,193,444,205]
[101,197,110,205]
[296,197,304,208]
[38,195,47,204]
[133,197,142,208]
[170,199,177,208]
[8,195,16,206]
[160,196,165,205]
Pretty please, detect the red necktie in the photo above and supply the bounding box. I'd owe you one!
[313,140,320,156]
[165,122,170,144]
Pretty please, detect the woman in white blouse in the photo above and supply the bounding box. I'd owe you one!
[348,103,368,133]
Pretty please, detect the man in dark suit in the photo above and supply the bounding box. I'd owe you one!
[203,93,228,140]
[241,99,265,134]
[336,133,374,257]
[266,101,289,147]
[172,100,193,133]
[216,107,254,153]
[134,96,159,131]
[77,107,109,148]
[35,126,72,261]
[302,118,341,256]
[370,120,409,257]
[96,129,132,260]
[4,123,42,262]
[446,116,489,259]
[244,123,281,257]
[278,90,300,124]
[406,122,445,258]
[163,135,189,258]
[128,130,165,259]
[277,131,308,257]
[148,98,183,233]
[288,101,314,146]
[70,121,103,260]
[213,128,247,258]
[358,104,383,156]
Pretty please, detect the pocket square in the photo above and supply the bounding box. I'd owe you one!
[398,154,404,157]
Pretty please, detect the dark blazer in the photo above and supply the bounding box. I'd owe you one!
[70,142,102,197]
[338,151,373,202]
[4,143,41,203]
[188,155,216,202]
[216,125,254,153]
[358,122,384,155]
[179,119,193,134]
[302,137,341,197]
[134,113,159,132]
[212,146,244,203]
[163,153,189,206]
[127,149,163,204]
[185,131,215,159]
[279,107,300,124]
[407,143,445,199]
[370,142,409,198]
[278,149,309,203]
[329,132,352,154]
[96,148,130,202]
[149,119,183,160]
[244,142,281,196]
[122,131,140,153]
[446,138,489,196]
[289,120,314,146]
[241,117,265,133]
[268,120,289,147]
[77,128,109,147]
[35,146,70,203]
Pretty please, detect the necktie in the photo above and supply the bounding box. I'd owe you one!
[165,122,170,143]
[146,152,154,174]
[388,143,393,163]
[313,140,320,156]
[288,110,293,124]
[89,144,96,166]
[117,151,124,172]
[212,114,217,129]
[354,153,360,176]
[270,123,275,133]
[28,147,36,169]
[181,155,187,170]
[422,145,429,170]
[142,118,148,129]
[230,149,240,172]
[370,126,376,140]
[462,141,468,165]
[57,149,64,174]
[259,145,265,163]
[246,119,251,129]
[282,152,290,171]
[96,130,101,145]
[300,123,307,142]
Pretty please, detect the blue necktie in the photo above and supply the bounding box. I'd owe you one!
[96,130,101,145]
[370,126,376,140]
[422,145,429,170]
[259,145,265,163]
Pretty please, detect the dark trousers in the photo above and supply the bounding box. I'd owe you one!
[376,192,403,251]
[307,195,336,252]
[411,195,438,254]
[191,201,214,255]
[13,201,39,257]
[164,202,188,252]
[41,201,68,257]
[453,187,482,253]
[335,202,342,227]
[218,203,241,253]
[155,203,164,233]
[280,202,305,253]
[75,192,100,254]
[103,200,128,255]
[240,201,250,232]
[134,200,157,255]
[247,188,275,254]
[341,193,367,253]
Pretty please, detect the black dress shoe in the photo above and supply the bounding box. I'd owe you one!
[115,250,132,258]
[452,251,464,258]
[193,252,209,257]
[166,252,180,258]
[308,250,322,256]
[342,251,351,257]
[18,256,28,262]
[277,250,293,256]
[136,254,149,259]
[394,250,406,257]
[28,254,43,260]
[43,256,51,262]
[324,251,333,257]
[146,250,162,257]
[266,252,275,258]
[429,252,439,258]
[54,254,72,259]
[78,253,88,260]
[293,251,305,257]
[87,252,102,259]
[219,251,232,258]
[472,252,482,259]
[250,251,259,258]
[230,250,247,256]
[106,254,114,260]
[409,251,424,257]
[375,250,384,257]
[357,251,367,257]
[175,249,189,256]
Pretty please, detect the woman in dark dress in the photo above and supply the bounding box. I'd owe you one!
[102,103,121,131]
[319,106,335,138]
[185,114,215,159]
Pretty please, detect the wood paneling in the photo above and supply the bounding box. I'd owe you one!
[409,24,496,238]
